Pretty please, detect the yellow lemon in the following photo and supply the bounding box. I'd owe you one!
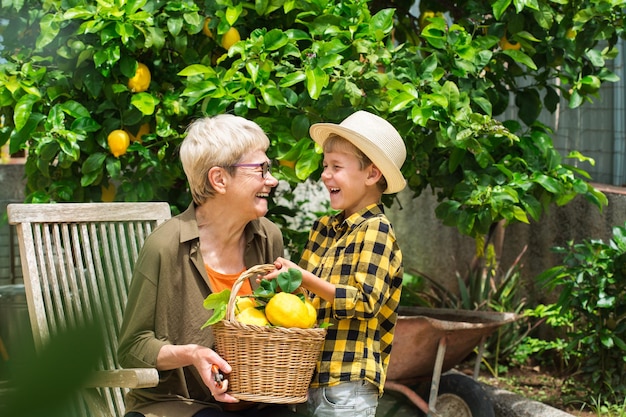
[221,27,240,50]
[236,307,269,326]
[235,296,257,315]
[128,62,151,93]
[265,292,313,329]
[304,299,317,328]
[499,35,521,51]
[278,159,296,169]
[419,10,435,29]
[107,130,130,158]
[101,183,116,202]
[134,123,150,143]
[202,17,214,38]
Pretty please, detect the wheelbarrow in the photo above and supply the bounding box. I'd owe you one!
[383,306,519,417]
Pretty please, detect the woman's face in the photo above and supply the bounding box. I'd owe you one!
[229,149,278,220]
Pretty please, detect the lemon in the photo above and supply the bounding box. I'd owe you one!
[101,183,116,202]
[499,35,521,51]
[133,123,150,143]
[202,17,214,39]
[278,159,296,169]
[221,27,240,50]
[236,307,269,326]
[107,130,130,158]
[304,299,317,328]
[265,292,315,329]
[580,75,601,94]
[419,10,435,29]
[128,62,151,93]
[235,296,257,315]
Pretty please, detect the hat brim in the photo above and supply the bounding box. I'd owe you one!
[310,123,406,194]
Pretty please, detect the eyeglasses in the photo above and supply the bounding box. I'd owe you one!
[230,160,273,178]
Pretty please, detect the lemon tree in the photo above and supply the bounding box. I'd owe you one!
[0,0,618,247]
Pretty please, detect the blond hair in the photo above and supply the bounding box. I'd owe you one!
[180,114,270,204]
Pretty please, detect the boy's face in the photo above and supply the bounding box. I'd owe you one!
[321,150,381,217]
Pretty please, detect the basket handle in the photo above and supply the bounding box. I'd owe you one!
[226,264,276,321]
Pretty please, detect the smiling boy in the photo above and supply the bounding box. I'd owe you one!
[267,110,406,416]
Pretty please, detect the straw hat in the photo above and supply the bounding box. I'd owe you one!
[309,111,407,194]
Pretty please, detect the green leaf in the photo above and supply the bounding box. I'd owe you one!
[515,89,541,126]
[279,71,306,88]
[260,86,287,107]
[305,66,328,100]
[389,92,417,112]
[201,289,231,329]
[501,49,537,70]
[36,14,60,49]
[254,278,278,300]
[14,95,39,132]
[225,5,242,26]
[533,174,560,193]
[512,205,529,224]
[131,93,159,115]
[264,29,289,51]
[60,100,91,119]
[276,268,303,293]
[492,0,512,20]
[178,64,214,77]
[82,152,106,174]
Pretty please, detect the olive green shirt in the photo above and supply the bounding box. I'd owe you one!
[117,203,284,417]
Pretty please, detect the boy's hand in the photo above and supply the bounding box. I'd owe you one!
[261,257,300,281]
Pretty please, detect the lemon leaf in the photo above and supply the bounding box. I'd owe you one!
[253,278,277,300]
[201,289,231,329]
[277,268,302,293]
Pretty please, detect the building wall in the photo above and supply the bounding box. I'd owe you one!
[388,184,626,305]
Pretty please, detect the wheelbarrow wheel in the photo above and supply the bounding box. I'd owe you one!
[432,373,495,417]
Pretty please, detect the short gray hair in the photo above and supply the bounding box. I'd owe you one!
[180,114,270,204]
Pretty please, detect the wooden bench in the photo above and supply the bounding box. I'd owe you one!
[7,202,172,416]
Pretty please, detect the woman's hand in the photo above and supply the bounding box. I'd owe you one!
[191,345,240,403]
[156,343,239,403]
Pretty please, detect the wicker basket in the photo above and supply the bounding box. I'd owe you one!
[212,264,326,404]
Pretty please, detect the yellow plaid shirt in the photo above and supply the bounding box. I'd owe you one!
[299,203,403,394]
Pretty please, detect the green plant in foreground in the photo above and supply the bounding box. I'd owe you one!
[589,396,626,417]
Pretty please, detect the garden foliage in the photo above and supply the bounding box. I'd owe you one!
[532,224,626,401]
[0,0,617,250]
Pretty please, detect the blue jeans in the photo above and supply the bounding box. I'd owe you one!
[306,380,378,417]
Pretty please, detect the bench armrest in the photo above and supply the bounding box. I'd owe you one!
[86,368,159,389]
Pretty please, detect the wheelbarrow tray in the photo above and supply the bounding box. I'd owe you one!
[387,306,518,383]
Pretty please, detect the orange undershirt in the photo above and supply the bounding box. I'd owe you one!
[205,264,251,295]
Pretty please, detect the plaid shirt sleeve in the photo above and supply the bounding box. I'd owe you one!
[300,204,404,393]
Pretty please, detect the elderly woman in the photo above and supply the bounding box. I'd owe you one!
[117,114,286,417]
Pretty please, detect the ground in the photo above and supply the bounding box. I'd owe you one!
[476,364,598,417]
[377,362,601,417]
